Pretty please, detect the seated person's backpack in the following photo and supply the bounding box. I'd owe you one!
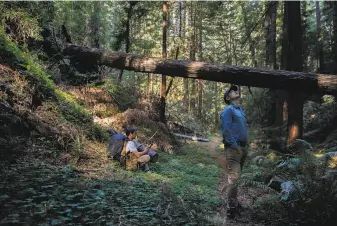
[120,141,138,170]
[108,132,127,162]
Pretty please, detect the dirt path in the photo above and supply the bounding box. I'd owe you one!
[204,136,259,226]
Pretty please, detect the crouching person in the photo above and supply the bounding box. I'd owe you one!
[133,142,159,163]
[124,127,151,171]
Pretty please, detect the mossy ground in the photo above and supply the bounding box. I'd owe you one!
[0,142,223,225]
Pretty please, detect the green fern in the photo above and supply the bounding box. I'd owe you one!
[277,157,301,168]
[236,178,278,194]
[286,139,313,153]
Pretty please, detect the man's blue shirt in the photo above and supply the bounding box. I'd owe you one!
[220,104,248,149]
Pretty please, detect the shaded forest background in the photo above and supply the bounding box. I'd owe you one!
[1,1,337,225]
[2,1,337,134]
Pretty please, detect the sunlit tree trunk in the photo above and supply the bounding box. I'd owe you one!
[159,1,168,123]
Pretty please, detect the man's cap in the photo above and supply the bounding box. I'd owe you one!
[224,85,238,104]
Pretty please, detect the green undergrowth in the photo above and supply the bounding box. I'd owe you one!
[0,29,108,141]
[0,143,222,225]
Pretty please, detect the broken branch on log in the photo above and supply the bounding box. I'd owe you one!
[63,44,337,95]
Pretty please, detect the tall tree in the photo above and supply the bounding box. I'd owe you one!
[183,1,189,112]
[165,1,183,96]
[316,1,324,72]
[332,2,337,73]
[189,2,196,113]
[264,1,282,127]
[214,82,219,128]
[159,1,168,123]
[118,2,137,81]
[265,1,278,69]
[91,1,101,48]
[241,2,257,67]
[283,1,304,144]
[197,5,203,118]
[301,0,309,72]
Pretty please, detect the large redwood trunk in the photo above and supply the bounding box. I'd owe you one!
[316,2,324,72]
[283,1,304,144]
[63,44,337,95]
[333,2,337,73]
[160,1,168,123]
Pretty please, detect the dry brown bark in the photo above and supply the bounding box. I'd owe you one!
[63,43,337,95]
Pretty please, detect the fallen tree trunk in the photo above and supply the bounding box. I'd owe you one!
[173,133,210,142]
[171,122,203,137]
[63,44,337,94]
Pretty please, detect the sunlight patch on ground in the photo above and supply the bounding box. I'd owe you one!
[314,153,324,158]
[266,152,276,160]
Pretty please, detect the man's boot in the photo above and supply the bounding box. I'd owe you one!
[226,207,237,219]
[144,163,150,172]
[226,203,243,219]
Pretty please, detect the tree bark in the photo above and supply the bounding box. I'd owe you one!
[284,1,304,144]
[160,1,168,123]
[197,10,203,118]
[264,1,279,126]
[332,2,337,73]
[214,82,219,127]
[241,2,257,67]
[165,1,183,97]
[118,2,136,81]
[189,2,196,113]
[63,44,337,95]
[91,1,101,48]
[265,1,278,69]
[62,24,72,43]
[302,1,309,72]
[316,1,324,73]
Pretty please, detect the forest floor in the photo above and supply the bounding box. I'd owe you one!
[0,136,266,226]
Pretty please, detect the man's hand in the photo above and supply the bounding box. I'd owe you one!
[150,143,158,150]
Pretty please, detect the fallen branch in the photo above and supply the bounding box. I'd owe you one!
[173,133,210,142]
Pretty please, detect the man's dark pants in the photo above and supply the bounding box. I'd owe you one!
[225,145,248,210]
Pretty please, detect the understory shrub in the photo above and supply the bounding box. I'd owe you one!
[0,28,108,147]
[303,96,337,132]
[240,140,337,225]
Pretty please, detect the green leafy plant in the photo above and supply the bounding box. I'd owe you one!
[0,9,42,43]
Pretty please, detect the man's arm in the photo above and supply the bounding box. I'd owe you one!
[128,141,149,158]
[134,148,149,158]
[221,107,238,149]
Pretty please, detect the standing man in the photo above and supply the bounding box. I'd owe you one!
[220,85,248,219]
